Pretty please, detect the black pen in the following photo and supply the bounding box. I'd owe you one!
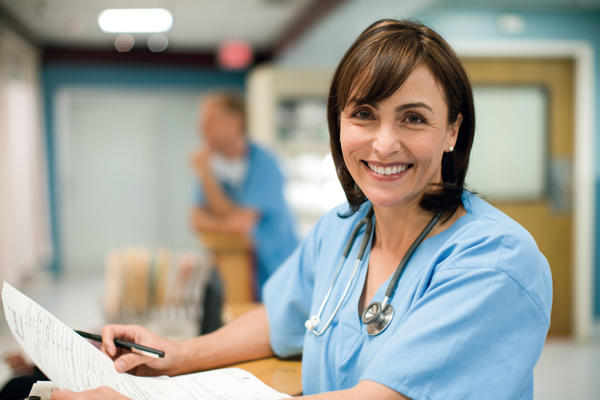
[75,330,165,358]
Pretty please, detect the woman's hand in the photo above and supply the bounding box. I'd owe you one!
[100,324,185,376]
[51,387,129,400]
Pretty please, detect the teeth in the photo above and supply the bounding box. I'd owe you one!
[367,163,408,176]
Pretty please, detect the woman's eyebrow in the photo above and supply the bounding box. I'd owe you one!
[347,99,378,109]
[395,102,433,112]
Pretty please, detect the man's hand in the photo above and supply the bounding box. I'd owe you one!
[3,351,34,375]
[190,146,212,178]
[191,207,258,236]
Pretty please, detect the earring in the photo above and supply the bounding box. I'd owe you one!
[448,145,454,152]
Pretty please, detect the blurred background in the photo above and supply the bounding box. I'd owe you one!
[0,0,599,398]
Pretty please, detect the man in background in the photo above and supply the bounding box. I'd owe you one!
[190,91,298,299]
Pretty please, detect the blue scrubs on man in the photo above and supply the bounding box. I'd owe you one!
[196,141,298,297]
[263,190,552,399]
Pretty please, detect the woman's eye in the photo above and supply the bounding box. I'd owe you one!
[352,109,374,120]
[405,112,426,124]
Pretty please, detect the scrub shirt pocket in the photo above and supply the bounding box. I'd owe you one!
[335,320,363,367]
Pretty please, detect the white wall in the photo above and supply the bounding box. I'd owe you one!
[0,24,52,285]
[56,88,204,271]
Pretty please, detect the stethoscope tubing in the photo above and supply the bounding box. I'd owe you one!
[384,211,442,299]
[309,258,363,336]
[308,212,373,336]
[307,207,442,336]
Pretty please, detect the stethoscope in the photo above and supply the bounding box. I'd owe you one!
[305,207,442,336]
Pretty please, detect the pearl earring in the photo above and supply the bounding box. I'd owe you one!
[448,145,454,152]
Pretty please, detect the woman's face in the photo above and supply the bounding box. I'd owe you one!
[340,65,461,211]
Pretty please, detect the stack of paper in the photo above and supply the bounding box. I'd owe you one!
[1,282,290,400]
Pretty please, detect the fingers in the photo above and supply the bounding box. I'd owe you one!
[101,325,117,357]
[101,325,140,358]
[51,389,73,399]
[113,352,148,373]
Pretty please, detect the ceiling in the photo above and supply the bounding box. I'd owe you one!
[1,0,598,55]
[0,0,319,51]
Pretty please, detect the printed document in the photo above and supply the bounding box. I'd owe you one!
[1,282,291,399]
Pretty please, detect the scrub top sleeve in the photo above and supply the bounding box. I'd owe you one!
[361,267,550,400]
[245,163,286,240]
[244,158,286,215]
[262,217,323,357]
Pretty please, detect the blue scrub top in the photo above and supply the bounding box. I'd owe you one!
[263,191,552,399]
[196,142,298,297]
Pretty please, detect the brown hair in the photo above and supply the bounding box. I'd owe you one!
[208,90,247,133]
[327,19,475,217]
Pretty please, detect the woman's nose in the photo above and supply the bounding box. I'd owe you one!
[372,124,401,157]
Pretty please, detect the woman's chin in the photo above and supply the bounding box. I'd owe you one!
[364,193,415,209]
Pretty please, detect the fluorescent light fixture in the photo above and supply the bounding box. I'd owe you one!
[98,8,173,33]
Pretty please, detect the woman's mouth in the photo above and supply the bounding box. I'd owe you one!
[364,161,412,177]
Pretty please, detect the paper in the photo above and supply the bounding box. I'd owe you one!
[2,282,290,399]
[29,381,58,400]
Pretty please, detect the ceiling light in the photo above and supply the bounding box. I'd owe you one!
[98,8,173,33]
[497,14,525,35]
[147,34,168,53]
[115,34,135,52]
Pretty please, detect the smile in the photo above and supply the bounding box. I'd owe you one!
[365,162,411,176]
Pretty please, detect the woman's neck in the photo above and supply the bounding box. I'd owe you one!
[371,201,465,257]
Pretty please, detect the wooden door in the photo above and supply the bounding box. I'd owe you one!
[462,58,574,336]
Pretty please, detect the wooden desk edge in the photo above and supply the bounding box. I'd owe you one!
[233,357,302,396]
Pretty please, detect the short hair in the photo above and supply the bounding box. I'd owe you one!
[327,19,475,218]
[206,90,247,132]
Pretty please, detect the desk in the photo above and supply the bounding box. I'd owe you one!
[198,231,255,303]
[235,357,302,396]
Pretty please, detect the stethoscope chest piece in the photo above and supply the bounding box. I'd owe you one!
[361,301,394,336]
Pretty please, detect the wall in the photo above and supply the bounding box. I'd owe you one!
[0,23,52,285]
[42,62,246,273]
[277,1,600,317]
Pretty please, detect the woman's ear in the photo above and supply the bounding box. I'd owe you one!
[448,113,463,148]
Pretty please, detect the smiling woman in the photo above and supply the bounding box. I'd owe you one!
[50,19,551,400]
[328,19,474,217]
[339,65,462,211]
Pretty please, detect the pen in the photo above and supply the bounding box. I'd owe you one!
[75,330,165,358]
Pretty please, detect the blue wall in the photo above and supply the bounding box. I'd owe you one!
[41,63,246,274]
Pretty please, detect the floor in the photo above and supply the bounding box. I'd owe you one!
[1,271,599,399]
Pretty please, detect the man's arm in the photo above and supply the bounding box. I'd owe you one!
[191,207,258,236]
[190,147,259,235]
[194,151,237,215]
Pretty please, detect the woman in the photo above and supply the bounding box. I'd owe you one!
[52,19,552,400]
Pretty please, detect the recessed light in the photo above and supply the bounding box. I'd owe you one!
[115,34,135,52]
[98,8,173,33]
[497,14,525,35]
[148,34,169,53]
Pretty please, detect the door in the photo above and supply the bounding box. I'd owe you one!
[461,58,574,336]
[56,88,202,272]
